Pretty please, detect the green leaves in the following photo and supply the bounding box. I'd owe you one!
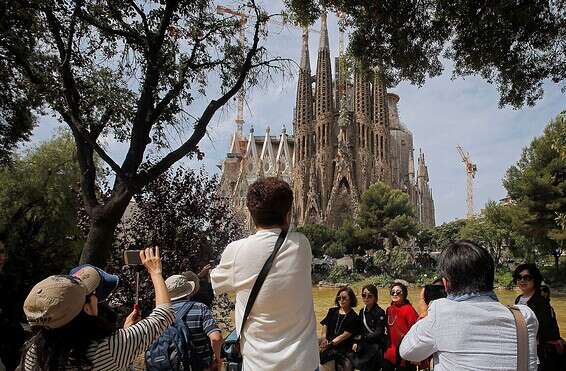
[0,131,84,306]
[357,181,417,247]
[285,0,565,107]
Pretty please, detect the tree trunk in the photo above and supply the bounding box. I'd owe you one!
[80,192,132,267]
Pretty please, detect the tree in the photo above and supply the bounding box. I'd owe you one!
[285,0,565,108]
[356,181,417,250]
[504,112,566,270]
[0,131,84,306]
[296,224,335,257]
[430,219,467,250]
[459,216,508,267]
[1,0,286,266]
[325,241,346,259]
[105,167,244,315]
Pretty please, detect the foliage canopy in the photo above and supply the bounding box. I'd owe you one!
[285,0,566,108]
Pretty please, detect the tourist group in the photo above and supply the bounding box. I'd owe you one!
[1,178,564,371]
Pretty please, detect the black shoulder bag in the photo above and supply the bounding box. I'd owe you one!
[222,230,288,371]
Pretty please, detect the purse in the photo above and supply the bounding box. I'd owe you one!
[222,230,288,371]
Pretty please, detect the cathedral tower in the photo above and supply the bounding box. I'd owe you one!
[372,70,390,183]
[293,29,315,223]
[353,62,372,192]
[314,12,335,213]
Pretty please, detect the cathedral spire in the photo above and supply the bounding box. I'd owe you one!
[314,12,334,118]
[372,69,388,128]
[294,28,313,130]
[354,62,371,118]
[408,148,415,182]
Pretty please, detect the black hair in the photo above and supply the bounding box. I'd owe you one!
[432,277,444,285]
[389,282,409,303]
[20,307,114,370]
[246,177,293,227]
[438,240,494,295]
[361,284,378,301]
[335,286,358,308]
[513,263,543,290]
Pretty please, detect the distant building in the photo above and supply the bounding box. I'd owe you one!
[219,14,435,230]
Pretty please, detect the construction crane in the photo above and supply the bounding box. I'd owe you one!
[216,5,320,140]
[456,145,478,219]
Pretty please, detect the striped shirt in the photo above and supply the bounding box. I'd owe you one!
[172,300,220,364]
[24,304,175,371]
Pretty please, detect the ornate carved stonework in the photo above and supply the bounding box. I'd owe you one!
[219,15,436,230]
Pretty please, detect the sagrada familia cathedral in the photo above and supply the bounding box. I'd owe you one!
[220,14,435,230]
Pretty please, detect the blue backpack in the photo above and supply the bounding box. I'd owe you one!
[145,302,195,371]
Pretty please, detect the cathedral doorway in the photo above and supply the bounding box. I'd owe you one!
[327,178,355,229]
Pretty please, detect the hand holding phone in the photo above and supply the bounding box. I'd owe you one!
[124,250,143,265]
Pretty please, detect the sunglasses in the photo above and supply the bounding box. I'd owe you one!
[337,295,350,301]
[515,274,533,282]
[390,290,403,296]
[361,293,374,299]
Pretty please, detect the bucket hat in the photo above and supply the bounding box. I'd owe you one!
[165,271,200,301]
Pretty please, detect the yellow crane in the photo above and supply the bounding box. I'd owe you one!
[456,145,477,219]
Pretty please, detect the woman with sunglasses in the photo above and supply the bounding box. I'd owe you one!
[351,284,388,371]
[319,286,360,371]
[20,247,174,370]
[514,263,563,370]
[383,282,420,371]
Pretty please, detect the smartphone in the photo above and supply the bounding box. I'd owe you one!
[124,250,143,265]
[424,284,446,305]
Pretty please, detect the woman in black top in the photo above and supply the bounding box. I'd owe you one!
[351,284,388,371]
[513,263,564,370]
[320,286,360,371]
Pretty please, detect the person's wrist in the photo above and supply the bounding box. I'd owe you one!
[149,270,163,278]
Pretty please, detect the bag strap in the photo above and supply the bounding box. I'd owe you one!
[507,305,528,371]
[175,301,195,321]
[238,230,287,338]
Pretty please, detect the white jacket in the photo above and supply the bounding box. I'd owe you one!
[399,297,539,370]
[211,228,320,371]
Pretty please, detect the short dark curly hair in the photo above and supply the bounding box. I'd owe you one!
[246,177,293,227]
[335,286,358,307]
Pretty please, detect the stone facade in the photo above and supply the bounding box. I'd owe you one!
[219,15,435,230]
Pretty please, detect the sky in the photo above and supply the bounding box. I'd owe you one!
[27,3,566,225]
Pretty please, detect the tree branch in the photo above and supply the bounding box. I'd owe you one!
[128,0,151,37]
[44,7,130,195]
[140,0,265,184]
[78,9,145,47]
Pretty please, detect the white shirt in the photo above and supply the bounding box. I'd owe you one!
[399,297,539,371]
[211,228,320,371]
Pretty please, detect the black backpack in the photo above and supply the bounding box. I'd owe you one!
[145,302,195,371]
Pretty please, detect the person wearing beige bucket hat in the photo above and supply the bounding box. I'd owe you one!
[145,271,222,371]
[19,247,176,371]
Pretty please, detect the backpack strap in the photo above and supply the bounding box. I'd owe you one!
[238,230,287,339]
[176,301,195,322]
[507,305,528,371]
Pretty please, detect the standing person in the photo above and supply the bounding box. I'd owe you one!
[210,178,319,371]
[319,287,360,371]
[383,282,419,371]
[399,240,539,370]
[351,284,387,371]
[146,271,223,371]
[191,263,214,307]
[0,241,25,371]
[20,247,175,370]
[514,263,563,370]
